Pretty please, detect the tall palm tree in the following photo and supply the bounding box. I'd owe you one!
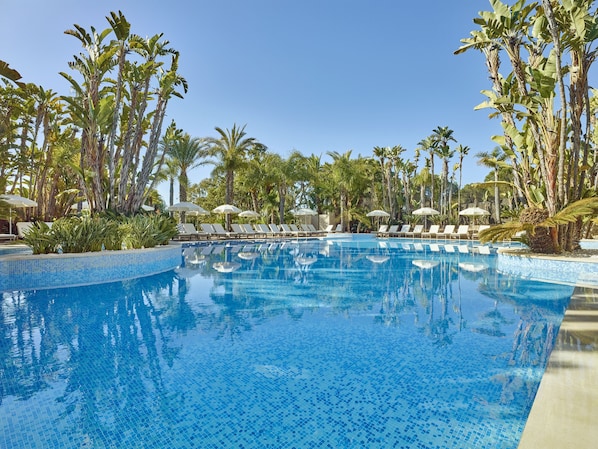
[455,144,470,211]
[432,126,456,216]
[206,124,259,205]
[166,134,207,203]
[416,136,436,208]
[327,150,355,231]
[476,147,508,223]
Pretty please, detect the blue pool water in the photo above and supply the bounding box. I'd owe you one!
[0,236,573,448]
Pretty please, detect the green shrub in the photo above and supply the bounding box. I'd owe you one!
[22,214,177,254]
[22,222,56,254]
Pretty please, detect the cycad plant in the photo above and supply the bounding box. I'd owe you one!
[479,197,598,253]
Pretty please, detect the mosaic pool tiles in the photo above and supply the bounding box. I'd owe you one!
[497,251,598,287]
[0,240,572,448]
[0,244,182,291]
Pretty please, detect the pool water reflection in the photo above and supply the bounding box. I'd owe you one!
[0,237,572,448]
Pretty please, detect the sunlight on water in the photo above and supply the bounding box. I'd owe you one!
[0,237,574,448]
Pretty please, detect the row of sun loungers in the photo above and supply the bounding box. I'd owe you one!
[377,224,490,240]
[175,223,327,240]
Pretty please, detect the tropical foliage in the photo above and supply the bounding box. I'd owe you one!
[1,11,186,219]
[456,0,598,252]
[22,214,177,254]
[3,3,598,254]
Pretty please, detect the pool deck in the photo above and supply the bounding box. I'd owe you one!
[518,283,598,449]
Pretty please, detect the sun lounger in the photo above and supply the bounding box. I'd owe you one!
[231,223,251,238]
[279,223,301,237]
[375,225,388,237]
[378,224,397,237]
[201,223,221,239]
[242,224,265,238]
[176,223,207,240]
[289,224,308,236]
[212,223,239,238]
[436,225,455,239]
[393,224,410,237]
[404,224,424,238]
[451,225,470,239]
[269,223,284,236]
[421,224,440,239]
[302,224,326,236]
[16,222,34,239]
[254,223,274,237]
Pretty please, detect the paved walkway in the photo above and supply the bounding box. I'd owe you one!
[518,286,598,448]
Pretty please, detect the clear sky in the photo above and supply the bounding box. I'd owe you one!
[2,0,505,203]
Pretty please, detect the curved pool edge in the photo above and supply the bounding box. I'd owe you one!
[0,243,183,292]
[497,248,598,288]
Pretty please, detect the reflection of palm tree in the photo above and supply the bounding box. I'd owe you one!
[2,271,189,445]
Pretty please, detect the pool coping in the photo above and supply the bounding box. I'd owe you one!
[0,243,183,292]
[517,284,598,449]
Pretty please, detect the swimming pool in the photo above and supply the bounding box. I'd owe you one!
[0,236,573,448]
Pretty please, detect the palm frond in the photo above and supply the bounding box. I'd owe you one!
[541,197,598,227]
[478,221,529,243]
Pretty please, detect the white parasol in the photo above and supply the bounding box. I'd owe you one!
[412,207,439,228]
[459,206,490,225]
[459,207,490,217]
[239,210,260,218]
[366,209,390,218]
[0,194,38,235]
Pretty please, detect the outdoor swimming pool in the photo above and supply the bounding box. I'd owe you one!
[0,236,575,448]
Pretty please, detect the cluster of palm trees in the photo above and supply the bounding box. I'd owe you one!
[2,2,598,253]
[163,121,510,233]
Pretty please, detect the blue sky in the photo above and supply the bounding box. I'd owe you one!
[2,0,504,202]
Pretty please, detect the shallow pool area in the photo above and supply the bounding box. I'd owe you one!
[0,237,585,448]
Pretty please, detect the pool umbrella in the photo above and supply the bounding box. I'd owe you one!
[292,207,317,216]
[412,207,439,229]
[168,202,208,222]
[459,206,490,225]
[291,207,317,226]
[367,209,390,229]
[213,204,241,230]
[366,209,390,218]
[239,210,260,218]
[0,194,38,235]
[186,208,210,217]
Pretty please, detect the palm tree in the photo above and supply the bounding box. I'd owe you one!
[166,134,207,203]
[432,126,456,217]
[327,150,354,231]
[206,124,259,205]
[417,136,436,208]
[476,147,508,223]
[455,144,470,211]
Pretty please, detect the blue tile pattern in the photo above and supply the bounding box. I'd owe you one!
[497,250,598,287]
[0,244,182,291]
[0,237,576,448]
